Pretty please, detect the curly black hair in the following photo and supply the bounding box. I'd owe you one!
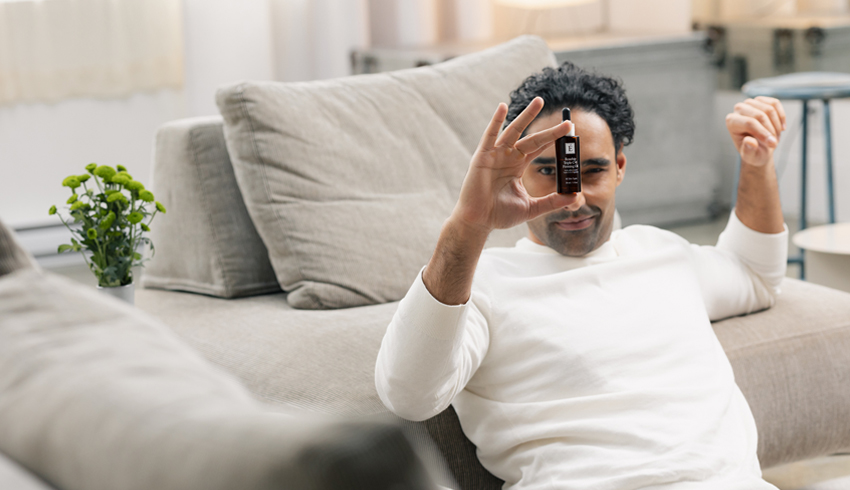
[506,61,635,153]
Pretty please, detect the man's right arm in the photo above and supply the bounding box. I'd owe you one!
[375,98,578,420]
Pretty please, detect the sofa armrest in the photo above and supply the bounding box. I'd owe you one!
[143,116,280,298]
[713,278,850,468]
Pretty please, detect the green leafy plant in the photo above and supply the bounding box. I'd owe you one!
[50,163,166,287]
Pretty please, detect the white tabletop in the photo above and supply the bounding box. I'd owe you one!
[792,223,850,255]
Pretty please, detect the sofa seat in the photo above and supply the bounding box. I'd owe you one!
[136,276,850,487]
[137,288,395,415]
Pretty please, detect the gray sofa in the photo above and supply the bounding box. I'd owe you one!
[3,36,850,490]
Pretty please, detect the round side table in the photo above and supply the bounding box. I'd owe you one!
[792,223,850,293]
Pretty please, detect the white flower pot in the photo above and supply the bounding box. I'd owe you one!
[97,281,134,305]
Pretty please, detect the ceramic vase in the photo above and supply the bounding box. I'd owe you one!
[97,281,135,305]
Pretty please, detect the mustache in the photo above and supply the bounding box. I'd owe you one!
[545,206,600,224]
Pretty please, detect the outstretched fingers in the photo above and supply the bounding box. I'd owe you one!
[478,103,508,152]
[523,140,555,163]
[515,120,573,156]
[498,97,544,148]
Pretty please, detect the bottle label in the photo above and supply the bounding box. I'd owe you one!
[563,154,580,185]
[556,136,581,193]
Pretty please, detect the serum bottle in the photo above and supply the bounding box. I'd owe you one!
[555,107,581,194]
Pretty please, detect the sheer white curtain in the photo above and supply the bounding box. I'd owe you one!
[0,0,183,105]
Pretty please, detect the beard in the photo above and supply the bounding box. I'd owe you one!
[526,204,613,257]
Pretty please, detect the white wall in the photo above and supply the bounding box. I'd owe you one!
[0,91,185,229]
[271,0,369,81]
[183,0,275,116]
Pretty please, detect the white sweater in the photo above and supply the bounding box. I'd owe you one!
[375,212,788,490]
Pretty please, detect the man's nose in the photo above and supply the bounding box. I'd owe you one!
[563,192,585,212]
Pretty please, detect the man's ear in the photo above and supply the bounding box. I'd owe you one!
[615,144,627,186]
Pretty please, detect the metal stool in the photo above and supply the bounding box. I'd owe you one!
[736,72,850,279]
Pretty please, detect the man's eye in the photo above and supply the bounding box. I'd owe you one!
[538,166,555,176]
[584,168,606,174]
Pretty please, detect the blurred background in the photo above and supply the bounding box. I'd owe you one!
[1,0,848,270]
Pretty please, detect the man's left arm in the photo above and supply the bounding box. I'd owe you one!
[696,97,789,320]
[727,96,786,234]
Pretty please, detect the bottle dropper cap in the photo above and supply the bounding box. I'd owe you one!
[562,107,575,136]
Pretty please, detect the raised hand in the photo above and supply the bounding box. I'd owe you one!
[451,97,578,233]
[725,96,786,167]
[423,97,577,305]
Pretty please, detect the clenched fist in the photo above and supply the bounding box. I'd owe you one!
[726,96,787,168]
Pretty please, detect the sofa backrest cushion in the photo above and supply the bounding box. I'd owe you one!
[216,35,555,309]
[142,116,281,298]
[0,269,438,490]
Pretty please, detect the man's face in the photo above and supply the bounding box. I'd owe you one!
[522,109,627,257]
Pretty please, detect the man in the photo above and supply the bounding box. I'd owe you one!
[375,62,788,490]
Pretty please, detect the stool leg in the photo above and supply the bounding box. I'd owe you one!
[824,99,836,224]
[731,155,740,208]
[800,100,809,280]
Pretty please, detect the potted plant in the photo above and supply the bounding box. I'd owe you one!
[49,163,166,304]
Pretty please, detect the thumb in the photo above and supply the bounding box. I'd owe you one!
[740,136,759,161]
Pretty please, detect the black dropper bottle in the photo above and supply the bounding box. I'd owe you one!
[555,107,581,194]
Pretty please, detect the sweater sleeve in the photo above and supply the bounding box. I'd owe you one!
[375,268,490,422]
[691,210,788,321]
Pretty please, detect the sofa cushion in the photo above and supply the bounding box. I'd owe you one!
[0,269,437,490]
[142,116,281,298]
[216,35,555,309]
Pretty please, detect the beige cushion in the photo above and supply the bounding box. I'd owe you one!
[0,269,436,490]
[216,36,555,309]
[142,116,280,298]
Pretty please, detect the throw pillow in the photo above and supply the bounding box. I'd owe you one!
[216,35,556,309]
